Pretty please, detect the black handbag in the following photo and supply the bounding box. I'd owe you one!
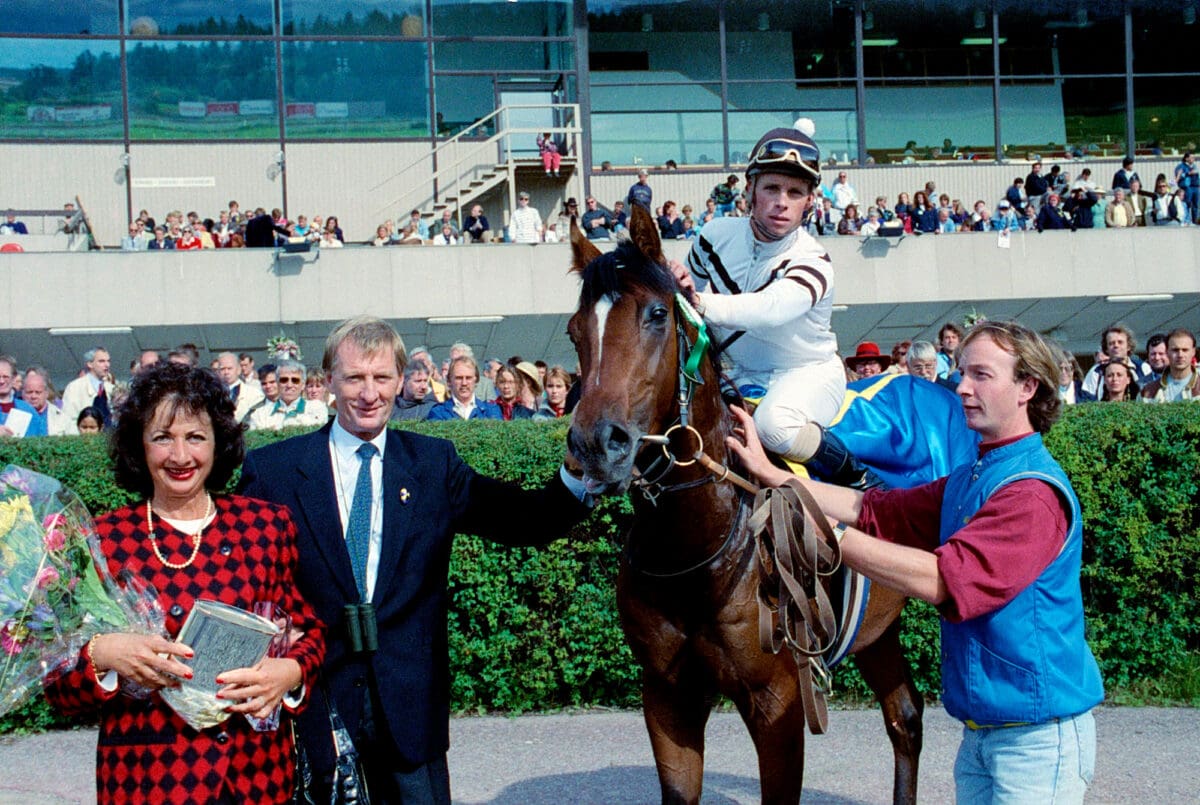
[292,678,371,805]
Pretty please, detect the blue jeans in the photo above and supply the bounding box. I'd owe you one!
[954,710,1096,804]
[1185,186,1200,223]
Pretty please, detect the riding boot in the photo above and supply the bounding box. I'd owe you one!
[798,426,887,491]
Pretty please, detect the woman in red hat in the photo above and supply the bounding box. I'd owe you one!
[845,341,892,378]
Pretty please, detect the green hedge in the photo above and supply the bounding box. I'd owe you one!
[0,404,1197,730]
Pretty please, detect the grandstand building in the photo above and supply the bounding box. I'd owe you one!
[1,1,1198,380]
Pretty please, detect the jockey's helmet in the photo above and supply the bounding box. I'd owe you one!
[745,118,821,189]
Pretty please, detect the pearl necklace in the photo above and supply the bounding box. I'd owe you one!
[146,495,214,569]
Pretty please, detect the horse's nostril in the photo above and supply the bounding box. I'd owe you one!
[604,422,632,455]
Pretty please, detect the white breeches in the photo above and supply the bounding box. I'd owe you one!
[741,357,847,454]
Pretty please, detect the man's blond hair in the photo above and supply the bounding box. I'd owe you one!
[323,316,407,375]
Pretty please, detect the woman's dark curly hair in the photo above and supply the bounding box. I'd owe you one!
[110,362,245,498]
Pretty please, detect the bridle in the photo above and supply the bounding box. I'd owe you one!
[628,292,758,506]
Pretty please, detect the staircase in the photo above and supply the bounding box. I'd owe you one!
[370,103,581,232]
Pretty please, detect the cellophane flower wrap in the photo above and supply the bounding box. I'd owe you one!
[0,464,162,717]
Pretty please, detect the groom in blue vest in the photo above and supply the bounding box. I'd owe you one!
[729,319,1102,803]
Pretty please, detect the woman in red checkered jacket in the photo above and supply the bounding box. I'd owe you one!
[45,362,326,804]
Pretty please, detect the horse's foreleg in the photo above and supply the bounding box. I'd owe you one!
[732,672,806,805]
[854,619,924,805]
[641,673,712,805]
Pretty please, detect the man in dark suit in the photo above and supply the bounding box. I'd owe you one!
[244,207,290,247]
[239,316,590,803]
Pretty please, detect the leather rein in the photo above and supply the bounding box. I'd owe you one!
[624,293,845,734]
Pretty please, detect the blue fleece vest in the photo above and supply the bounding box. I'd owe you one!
[938,434,1103,726]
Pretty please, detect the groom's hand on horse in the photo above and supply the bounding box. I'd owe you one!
[668,258,698,303]
[726,406,792,489]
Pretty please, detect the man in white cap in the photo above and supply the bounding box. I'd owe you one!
[672,119,868,486]
[626,168,653,210]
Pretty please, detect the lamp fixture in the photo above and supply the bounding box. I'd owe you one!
[427,316,505,325]
[1104,294,1174,303]
[49,326,134,336]
[861,38,899,47]
[960,37,1005,45]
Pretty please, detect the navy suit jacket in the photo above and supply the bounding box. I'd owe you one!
[238,422,588,773]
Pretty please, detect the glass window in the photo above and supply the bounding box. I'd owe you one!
[282,41,430,138]
[433,0,571,38]
[434,40,573,73]
[726,1,854,82]
[127,40,278,140]
[0,0,118,35]
[1132,2,1198,74]
[999,77,1125,160]
[126,0,273,36]
[727,89,858,166]
[862,1,994,79]
[434,75,497,138]
[865,82,995,163]
[1000,0,1126,76]
[1133,77,1200,158]
[588,0,720,81]
[282,1,426,36]
[590,87,721,167]
[0,39,122,140]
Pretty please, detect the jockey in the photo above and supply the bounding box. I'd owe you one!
[673,119,873,487]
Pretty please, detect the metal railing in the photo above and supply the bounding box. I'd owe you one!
[371,103,581,219]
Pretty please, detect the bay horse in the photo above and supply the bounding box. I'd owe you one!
[565,205,923,804]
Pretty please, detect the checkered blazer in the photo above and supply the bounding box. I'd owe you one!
[44,495,326,804]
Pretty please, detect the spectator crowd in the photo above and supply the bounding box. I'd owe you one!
[0,340,578,439]
[116,201,346,251]
[7,152,1175,252]
[841,321,1199,406]
[1,317,1194,442]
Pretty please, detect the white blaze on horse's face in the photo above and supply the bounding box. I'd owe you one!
[592,293,616,385]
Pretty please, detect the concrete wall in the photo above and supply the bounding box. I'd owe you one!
[2,227,1198,386]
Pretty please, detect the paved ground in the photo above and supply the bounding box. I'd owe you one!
[0,705,1192,803]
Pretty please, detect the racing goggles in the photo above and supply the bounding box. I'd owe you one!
[749,138,821,177]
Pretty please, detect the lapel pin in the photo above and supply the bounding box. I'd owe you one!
[399,488,411,504]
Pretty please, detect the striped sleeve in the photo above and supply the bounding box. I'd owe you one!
[699,261,830,329]
[686,238,712,287]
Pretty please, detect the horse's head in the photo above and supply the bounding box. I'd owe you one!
[566,206,719,495]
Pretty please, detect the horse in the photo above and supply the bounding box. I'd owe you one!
[565,205,923,805]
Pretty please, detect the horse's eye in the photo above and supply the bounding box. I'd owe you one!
[648,304,669,323]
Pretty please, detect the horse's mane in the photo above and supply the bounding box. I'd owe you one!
[577,240,677,308]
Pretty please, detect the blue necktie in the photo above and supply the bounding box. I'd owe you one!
[346,442,378,601]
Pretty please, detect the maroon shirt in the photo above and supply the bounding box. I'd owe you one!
[856,434,1069,623]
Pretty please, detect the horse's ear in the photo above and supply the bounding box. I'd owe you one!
[570,214,602,273]
[628,204,664,264]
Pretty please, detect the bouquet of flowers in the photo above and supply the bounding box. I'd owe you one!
[0,465,160,717]
[267,333,302,362]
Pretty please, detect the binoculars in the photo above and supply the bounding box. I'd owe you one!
[343,603,378,653]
